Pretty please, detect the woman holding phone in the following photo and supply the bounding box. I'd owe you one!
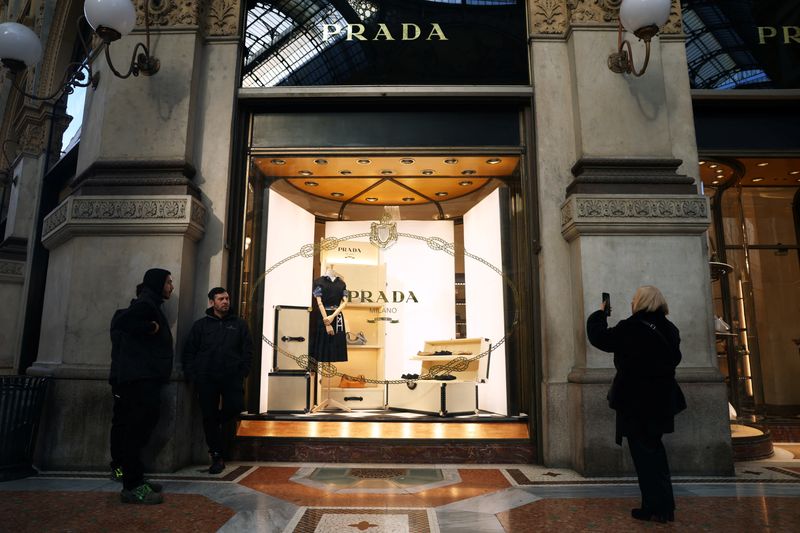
[586,285,686,524]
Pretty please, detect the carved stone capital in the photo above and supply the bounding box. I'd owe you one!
[135,0,202,29]
[71,159,199,197]
[529,0,570,37]
[0,259,25,283]
[568,0,618,26]
[567,158,696,196]
[42,195,207,249]
[204,0,241,37]
[561,194,710,241]
[13,102,60,158]
[531,0,682,39]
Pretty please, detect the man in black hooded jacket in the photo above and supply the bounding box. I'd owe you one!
[110,268,174,504]
[182,287,253,474]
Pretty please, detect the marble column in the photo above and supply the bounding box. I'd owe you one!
[529,0,733,475]
[27,0,242,471]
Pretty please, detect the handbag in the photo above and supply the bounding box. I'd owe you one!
[339,374,366,388]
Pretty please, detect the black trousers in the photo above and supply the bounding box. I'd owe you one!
[110,384,125,467]
[196,377,244,457]
[627,433,675,514]
[115,380,163,490]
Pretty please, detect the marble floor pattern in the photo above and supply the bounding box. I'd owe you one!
[2,451,800,532]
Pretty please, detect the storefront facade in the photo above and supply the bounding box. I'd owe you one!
[0,1,733,475]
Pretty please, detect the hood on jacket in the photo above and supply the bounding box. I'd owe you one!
[141,268,171,297]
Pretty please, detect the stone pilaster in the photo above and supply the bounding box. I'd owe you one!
[529,0,732,475]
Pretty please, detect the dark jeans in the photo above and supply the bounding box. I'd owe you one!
[627,433,675,515]
[115,380,163,490]
[196,377,244,457]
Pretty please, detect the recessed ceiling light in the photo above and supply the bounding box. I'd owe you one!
[380,170,394,175]
[444,158,458,164]
[716,169,724,174]
[339,170,352,175]
[699,161,706,165]
[461,170,476,175]
[299,170,313,176]
[421,169,434,175]
[314,159,328,165]
[435,192,448,197]
[486,158,501,165]
[402,197,415,202]
[400,158,415,165]
[711,180,720,185]
[752,177,764,182]
[756,162,769,167]
[304,181,318,187]
[459,180,473,186]
[357,159,371,165]
[365,197,378,202]
[331,192,344,197]
[270,159,286,165]
[790,170,799,175]
[709,164,718,169]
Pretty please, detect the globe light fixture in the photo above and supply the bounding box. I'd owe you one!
[83,0,136,43]
[0,22,43,73]
[608,0,672,77]
[0,0,159,102]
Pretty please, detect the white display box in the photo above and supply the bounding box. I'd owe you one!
[386,380,477,416]
[386,337,490,416]
[267,371,314,413]
[325,387,386,410]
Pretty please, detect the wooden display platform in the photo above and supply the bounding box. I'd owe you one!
[232,417,535,464]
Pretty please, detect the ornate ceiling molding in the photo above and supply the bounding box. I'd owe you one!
[204,0,241,37]
[529,0,570,36]
[42,195,207,249]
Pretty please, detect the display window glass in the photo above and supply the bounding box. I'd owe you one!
[240,151,525,416]
[702,157,800,418]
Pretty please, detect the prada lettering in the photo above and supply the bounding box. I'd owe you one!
[348,290,419,303]
[757,26,800,44]
[338,247,362,253]
[322,23,448,42]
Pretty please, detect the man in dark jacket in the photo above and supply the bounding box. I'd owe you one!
[182,287,253,474]
[110,268,175,504]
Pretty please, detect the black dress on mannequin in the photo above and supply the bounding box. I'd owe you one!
[310,276,349,363]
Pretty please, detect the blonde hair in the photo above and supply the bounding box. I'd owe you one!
[632,285,669,314]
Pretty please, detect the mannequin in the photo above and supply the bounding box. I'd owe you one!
[310,262,351,412]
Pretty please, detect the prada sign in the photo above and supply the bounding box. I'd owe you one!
[321,23,448,42]
[241,0,528,87]
[685,0,800,89]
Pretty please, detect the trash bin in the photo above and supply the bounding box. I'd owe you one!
[0,376,50,481]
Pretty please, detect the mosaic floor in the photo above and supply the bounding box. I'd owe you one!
[2,449,800,532]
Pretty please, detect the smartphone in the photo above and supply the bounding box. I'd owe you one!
[602,292,611,316]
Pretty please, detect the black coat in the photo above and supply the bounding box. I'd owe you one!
[181,308,253,383]
[586,309,686,444]
[111,287,174,384]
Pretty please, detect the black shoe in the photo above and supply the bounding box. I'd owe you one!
[145,480,163,493]
[435,374,456,381]
[209,453,225,475]
[631,508,672,523]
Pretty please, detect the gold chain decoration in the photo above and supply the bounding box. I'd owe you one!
[253,231,520,386]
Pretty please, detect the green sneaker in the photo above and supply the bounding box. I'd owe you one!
[120,483,163,505]
[110,465,123,483]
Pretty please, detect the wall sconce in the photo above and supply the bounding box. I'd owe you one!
[0,0,159,101]
[607,0,672,77]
